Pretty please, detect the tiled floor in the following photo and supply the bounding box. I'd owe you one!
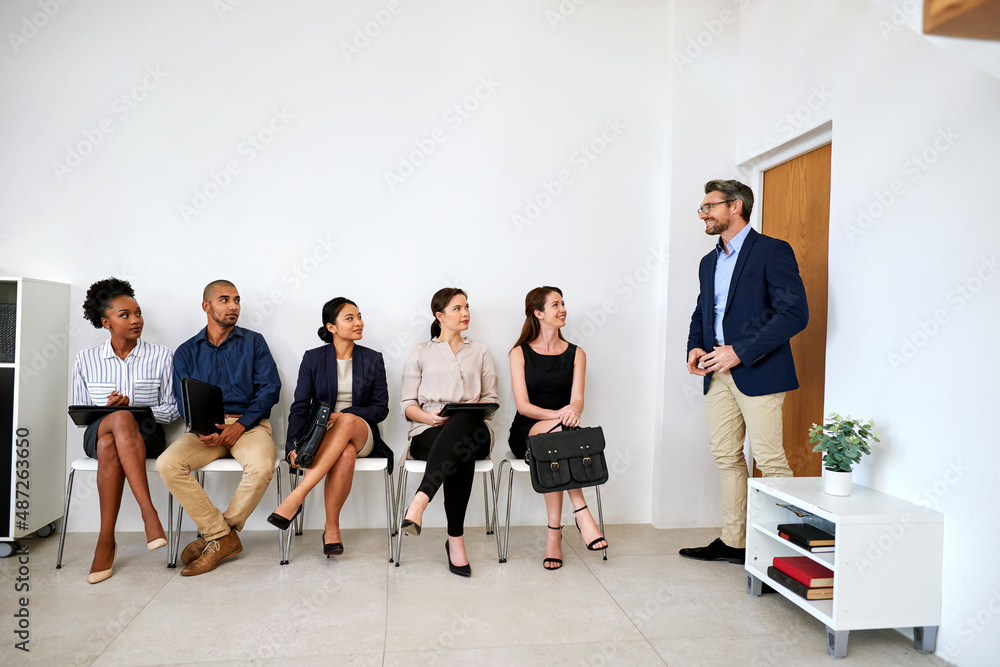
[0,524,945,666]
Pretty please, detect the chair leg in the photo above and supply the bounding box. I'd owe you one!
[171,494,185,568]
[595,484,607,561]
[490,471,501,561]
[292,470,304,535]
[383,469,394,562]
[167,492,176,568]
[55,469,75,569]
[482,473,492,535]
[392,466,405,537]
[277,466,289,565]
[394,468,409,567]
[500,461,514,563]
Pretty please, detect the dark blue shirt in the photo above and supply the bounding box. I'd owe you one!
[173,326,281,429]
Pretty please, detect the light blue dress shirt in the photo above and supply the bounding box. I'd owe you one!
[713,224,753,346]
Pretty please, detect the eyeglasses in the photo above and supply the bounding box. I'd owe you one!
[697,199,735,215]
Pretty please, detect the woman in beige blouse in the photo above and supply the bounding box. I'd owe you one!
[399,288,499,577]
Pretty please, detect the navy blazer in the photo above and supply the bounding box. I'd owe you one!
[687,227,809,397]
[285,343,393,468]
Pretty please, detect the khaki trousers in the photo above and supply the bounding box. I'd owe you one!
[705,371,792,549]
[156,418,276,541]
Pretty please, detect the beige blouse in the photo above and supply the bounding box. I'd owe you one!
[399,337,499,440]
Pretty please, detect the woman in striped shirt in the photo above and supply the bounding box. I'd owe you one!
[71,278,179,583]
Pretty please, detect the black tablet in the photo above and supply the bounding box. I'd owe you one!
[68,405,154,427]
[181,377,225,436]
[439,402,500,419]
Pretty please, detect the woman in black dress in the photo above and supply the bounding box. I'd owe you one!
[508,286,607,570]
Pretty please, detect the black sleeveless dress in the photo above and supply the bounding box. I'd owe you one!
[508,342,577,458]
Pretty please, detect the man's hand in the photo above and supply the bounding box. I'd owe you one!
[106,391,130,407]
[687,348,708,376]
[699,345,742,374]
[199,421,247,447]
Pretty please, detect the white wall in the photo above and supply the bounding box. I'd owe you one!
[0,1,668,533]
[735,2,999,666]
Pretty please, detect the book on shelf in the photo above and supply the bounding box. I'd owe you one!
[767,566,833,600]
[777,523,835,551]
[772,556,834,588]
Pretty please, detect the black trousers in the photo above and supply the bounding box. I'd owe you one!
[409,411,491,537]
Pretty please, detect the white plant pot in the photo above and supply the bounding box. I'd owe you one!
[823,469,853,496]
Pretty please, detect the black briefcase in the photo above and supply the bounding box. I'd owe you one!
[525,426,608,493]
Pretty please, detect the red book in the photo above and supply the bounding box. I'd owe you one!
[773,556,834,588]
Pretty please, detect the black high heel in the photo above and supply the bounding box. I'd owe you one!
[543,525,563,570]
[267,504,302,531]
[445,540,471,577]
[323,530,344,557]
[400,519,421,536]
[573,505,608,551]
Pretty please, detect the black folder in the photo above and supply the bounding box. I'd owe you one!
[68,405,154,427]
[181,377,224,436]
[439,402,500,419]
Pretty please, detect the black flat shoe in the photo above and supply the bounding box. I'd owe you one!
[401,519,421,536]
[445,540,471,577]
[573,505,608,551]
[543,525,563,571]
[267,504,302,531]
[323,531,344,557]
[679,538,745,564]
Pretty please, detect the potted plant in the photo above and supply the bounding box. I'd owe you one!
[809,413,880,496]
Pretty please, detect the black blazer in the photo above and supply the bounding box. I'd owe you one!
[687,227,809,397]
[285,343,393,467]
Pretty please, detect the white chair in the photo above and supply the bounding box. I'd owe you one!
[287,456,396,562]
[393,445,501,566]
[56,457,174,568]
[169,453,286,565]
[496,450,608,562]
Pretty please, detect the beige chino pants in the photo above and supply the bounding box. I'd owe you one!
[156,418,276,541]
[705,371,792,548]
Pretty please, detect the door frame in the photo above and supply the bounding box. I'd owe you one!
[741,120,833,232]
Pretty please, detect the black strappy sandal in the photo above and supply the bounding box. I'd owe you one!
[573,505,608,551]
[543,525,563,570]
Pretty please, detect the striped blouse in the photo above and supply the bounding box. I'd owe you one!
[71,338,180,424]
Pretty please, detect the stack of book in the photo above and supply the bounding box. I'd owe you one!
[768,556,834,600]
[777,523,835,553]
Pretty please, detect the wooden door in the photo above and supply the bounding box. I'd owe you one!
[757,144,831,477]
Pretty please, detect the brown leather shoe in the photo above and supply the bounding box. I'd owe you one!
[181,537,207,566]
[180,530,242,576]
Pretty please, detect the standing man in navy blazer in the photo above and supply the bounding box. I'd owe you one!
[681,179,809,564]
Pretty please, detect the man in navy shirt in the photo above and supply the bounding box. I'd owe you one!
[157,280,281,576]
[681,180,808,565]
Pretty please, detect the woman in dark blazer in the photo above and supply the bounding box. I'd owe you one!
[267,297,392,556]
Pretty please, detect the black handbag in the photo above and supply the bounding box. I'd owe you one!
[293,399,332,468]
[525,426,608,493]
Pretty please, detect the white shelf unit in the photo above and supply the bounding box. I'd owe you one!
[746,477,943,659]
[1,277,70,555]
